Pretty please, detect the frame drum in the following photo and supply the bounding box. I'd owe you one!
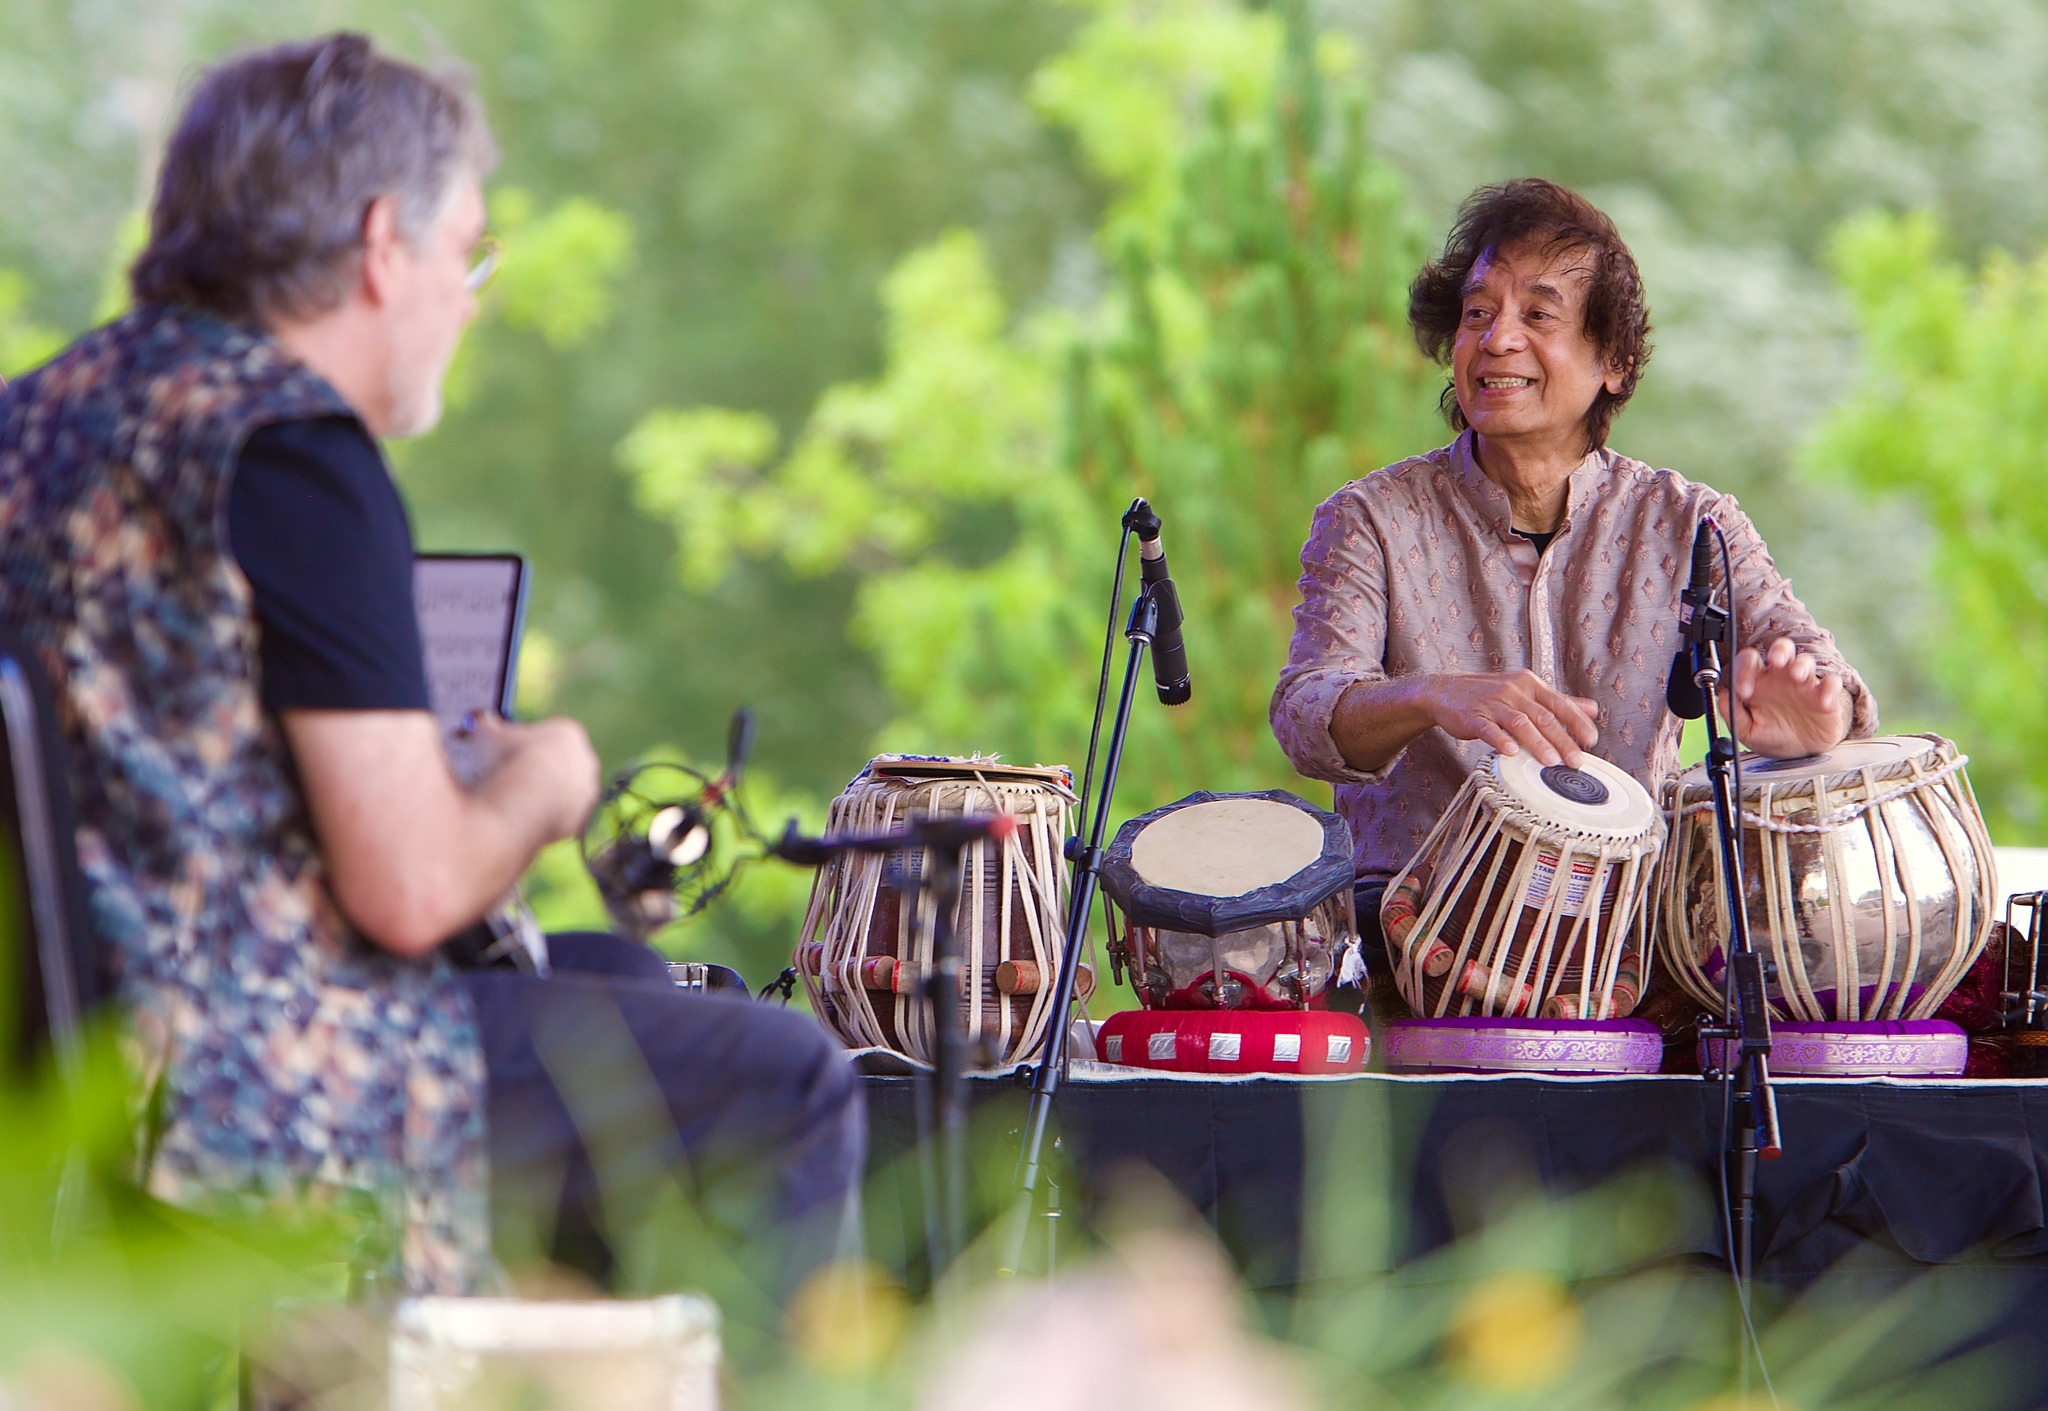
[1658,733,1995,1021]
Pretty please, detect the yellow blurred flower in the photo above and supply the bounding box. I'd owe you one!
[1444,1270,1583,1390]
[787,1258,912,1375]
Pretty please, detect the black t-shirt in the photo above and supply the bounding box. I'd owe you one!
[1513,527,1557,557]
[226,416,430,713]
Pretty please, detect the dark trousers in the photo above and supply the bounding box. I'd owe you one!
[462,932,864,1293]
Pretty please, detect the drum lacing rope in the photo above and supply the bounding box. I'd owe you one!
[1671,752,1969,834]
[1390,768,1661,1020]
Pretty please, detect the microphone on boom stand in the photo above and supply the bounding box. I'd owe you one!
[769,812,1018,866]
[1126,500,1191,707]
[1665,519,1715,721]
[1674,513,1784,1393]
[584,708,757,940]
[769,808,1018,1276]
[1008,494,1194,1277]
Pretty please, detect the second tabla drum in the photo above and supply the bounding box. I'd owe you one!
[1658,733,1996,1025]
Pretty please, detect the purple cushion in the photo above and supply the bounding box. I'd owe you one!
[1699,1020,1967,1077]
[1386,1017,1663,1075]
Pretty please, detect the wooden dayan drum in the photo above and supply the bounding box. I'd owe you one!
[1383,751,1663,1019]
[794,756,1078,1067]
[1658,734,1996,1022]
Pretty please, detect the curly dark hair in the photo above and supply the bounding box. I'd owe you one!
[1408,178,1652,453]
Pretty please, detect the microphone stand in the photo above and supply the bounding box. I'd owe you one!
[916,839,972,1277]
[1007,581,1163,1272]
[1687,594,1783,1343]
[775,820,987,1279]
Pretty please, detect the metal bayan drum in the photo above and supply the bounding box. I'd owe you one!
[1384,751,1663,1019]
[794,757,1080,1067]
[1659,734,1995,1022]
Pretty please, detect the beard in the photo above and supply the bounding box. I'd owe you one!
[384,375,444,439]
[382,314,459,439]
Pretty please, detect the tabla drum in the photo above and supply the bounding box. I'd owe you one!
[1383,751,1662,1019]
[793,756,1081,1068]
[1094,790,1368,1074]
[1658,734,1996,1022]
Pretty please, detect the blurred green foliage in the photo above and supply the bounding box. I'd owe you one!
[2,1,2046,1402]
[1803,211,2048,837]
[742,1090,2010,1411]
[0,270,60,379]
[0,1033,360,1408]
[624,0,1445,832]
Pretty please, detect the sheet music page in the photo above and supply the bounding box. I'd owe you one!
[413,556,524,786]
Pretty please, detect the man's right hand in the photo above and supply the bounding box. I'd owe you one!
[1331,670,1600,775]
[468,712,601,841]
[283,708,601,957]
[1426,670,1600,768]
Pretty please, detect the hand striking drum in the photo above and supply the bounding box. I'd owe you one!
[1382,750,1664,1021]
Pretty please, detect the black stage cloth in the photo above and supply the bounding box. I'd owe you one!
[862,1070,2048,1381]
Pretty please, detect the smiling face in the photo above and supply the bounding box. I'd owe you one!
[1450,239,1624,457]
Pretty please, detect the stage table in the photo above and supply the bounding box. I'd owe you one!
[861,1065,2048,1380]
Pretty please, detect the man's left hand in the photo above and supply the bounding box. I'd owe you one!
[1725,636,1850,759]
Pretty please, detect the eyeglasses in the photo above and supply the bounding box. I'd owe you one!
[465,236,502,294]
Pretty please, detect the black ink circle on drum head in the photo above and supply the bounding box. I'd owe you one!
[1540,765,1610,807]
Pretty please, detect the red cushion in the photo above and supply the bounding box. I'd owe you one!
[1096,1008,1369,1075]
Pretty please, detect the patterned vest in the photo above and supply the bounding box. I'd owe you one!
[0,304,489,1293]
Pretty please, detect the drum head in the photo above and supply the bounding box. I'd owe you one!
[1131,796,1326,898]
[1101,790,1354,937]
[1491,750,1656,838]
[1674,734,1938,790]
[865,754,1073,787]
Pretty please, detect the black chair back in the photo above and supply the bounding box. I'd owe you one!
[0,631,99,1072]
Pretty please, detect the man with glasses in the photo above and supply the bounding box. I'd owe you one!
[0,34,861,1296]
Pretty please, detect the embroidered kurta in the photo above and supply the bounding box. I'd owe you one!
[0,305,490,1293]
[1270,433,1879,882]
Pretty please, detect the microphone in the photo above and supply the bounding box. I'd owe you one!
[1126,499,1192,706]
[771,813,1018,866]
[1665,519,1715,720]
[723,708,755,788]
[699,707,754,811]
[586,706,754,937]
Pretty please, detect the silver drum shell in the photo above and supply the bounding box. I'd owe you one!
[1656,734,1996,1021]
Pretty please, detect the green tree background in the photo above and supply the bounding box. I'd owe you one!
[3,0,2046,984]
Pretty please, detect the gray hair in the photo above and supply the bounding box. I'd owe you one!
[130,33,497,325]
